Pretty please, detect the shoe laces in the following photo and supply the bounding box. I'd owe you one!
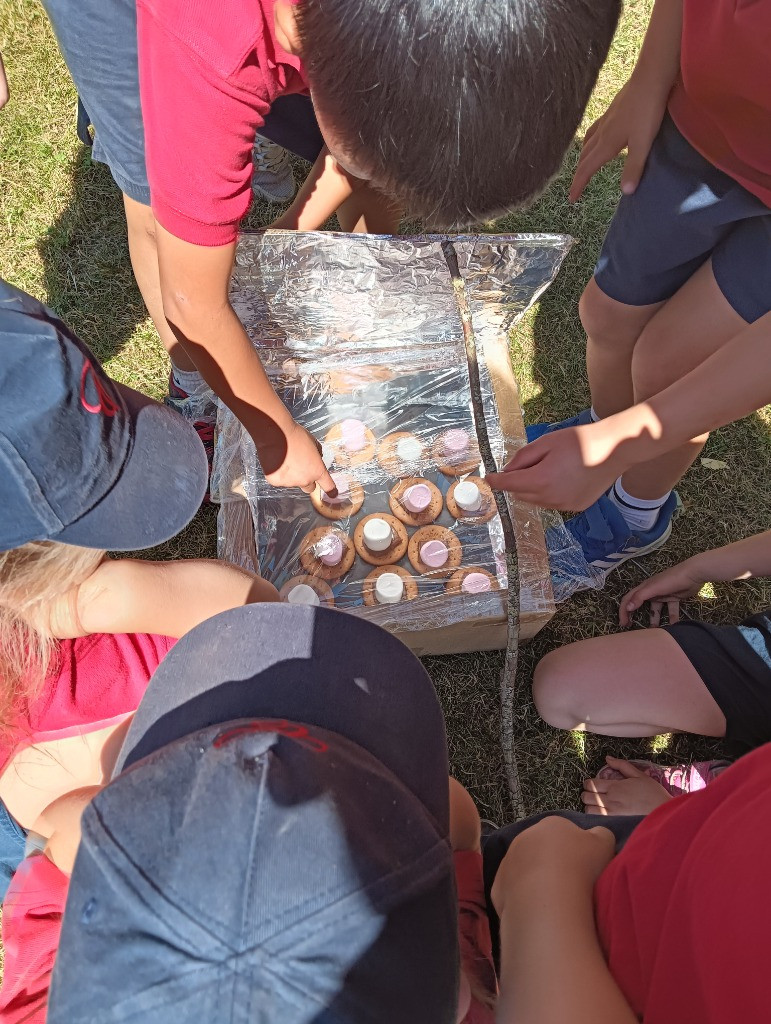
[194,420,216,448]
[252,135,288,173]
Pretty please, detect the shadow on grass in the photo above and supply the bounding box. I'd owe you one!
[36,147,147,366]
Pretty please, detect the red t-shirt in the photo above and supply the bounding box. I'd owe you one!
[455,850,497,1023]
[136,0,309,247]
[595,743,771,1022]
[668,0,771,208]
[0,632,175,774]
[0,856,68,1024]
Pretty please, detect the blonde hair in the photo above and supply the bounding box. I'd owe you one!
[0,541,105,732]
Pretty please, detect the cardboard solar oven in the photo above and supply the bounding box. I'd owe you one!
[214,230,571,656]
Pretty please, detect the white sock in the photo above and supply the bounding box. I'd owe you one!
[608,477,671,532]
[589,406,601,422]
[171,365,206,396]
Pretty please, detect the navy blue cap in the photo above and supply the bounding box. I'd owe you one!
[0,280,207,551]
[48,606,459,1023]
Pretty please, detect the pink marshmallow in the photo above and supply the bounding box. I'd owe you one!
[402,483,432,513]
[420,540,448,568]
[442,429,469,457]
[316,533,344,566]
[321,473,351,506]
[461,572,492,594]
[340,418,368,453]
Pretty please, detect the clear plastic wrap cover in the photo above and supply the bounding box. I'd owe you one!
[214,231,603,633]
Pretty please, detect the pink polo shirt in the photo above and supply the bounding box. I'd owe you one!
[0,632,175,774]
[136,0,309,246]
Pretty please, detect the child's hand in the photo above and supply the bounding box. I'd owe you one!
[491,816,615,917]
[257,421,337,495]
[582,758,673,816]
[487,422,623,511]
[619,559,706,626]
[569,79,668,201]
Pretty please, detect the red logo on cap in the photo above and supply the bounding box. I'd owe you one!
[214,720,329,753]
[80,362,118,417]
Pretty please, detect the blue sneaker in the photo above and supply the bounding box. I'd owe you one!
[526,408,594,443]
[565,491,681,574]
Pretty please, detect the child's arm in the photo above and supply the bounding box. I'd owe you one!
[449,777,482,853]
[570,0,682,200]
[33,786,102,875]
[48,558,280,640]
[491,817,637,1024]
[154,225,337,495]
[620,530,771,626]
[271,146,360,231]
[488,310,771,511]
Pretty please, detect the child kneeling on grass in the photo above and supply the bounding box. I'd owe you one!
[0,281,278,1021]
[489,0,771,576]
[532,528,771,817]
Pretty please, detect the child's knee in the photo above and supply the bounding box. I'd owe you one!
[532,650,582,730]
[630,320,680,401]
[579,278,639,350]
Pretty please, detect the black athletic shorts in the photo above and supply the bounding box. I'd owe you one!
[482,810,643,967]
[664,610,771,755]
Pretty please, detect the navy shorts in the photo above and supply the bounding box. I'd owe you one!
[664,610,771,755]
[482,810,643,967]
[594,114,771,324]
[42,0,323,204]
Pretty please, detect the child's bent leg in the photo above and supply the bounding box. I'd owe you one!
[621,259,748,500]
[580,278,664,416]
[533,628,726,737]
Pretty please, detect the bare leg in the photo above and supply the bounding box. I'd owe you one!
[532,628,726,738]
[123,194,197,371]
[580,277,664,417]
[622,260,748,499]
[337,185,401,234]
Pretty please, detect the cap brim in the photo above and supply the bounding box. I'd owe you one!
[57,382,208,551]
[116,605,450,827]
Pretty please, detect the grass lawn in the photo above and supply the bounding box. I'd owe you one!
[2,0,770,824]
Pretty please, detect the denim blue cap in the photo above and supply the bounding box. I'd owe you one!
[0,280,207,551]
[49,605,459,1023]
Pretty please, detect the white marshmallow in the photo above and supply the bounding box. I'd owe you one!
[363,517,393,552]
[375,572,404,604]
[396,436,422,463]
[287,584,320,606]
[454,481,483,512]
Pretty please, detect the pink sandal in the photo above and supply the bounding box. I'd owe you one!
[595,758,731,797]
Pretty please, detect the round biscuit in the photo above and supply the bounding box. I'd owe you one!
[298,526,356,580]
[388,477,443,526]
[445,566,501,596]
[361,565,419,607]
[445,476,497,525]
[353,513,409,566]
[310,478,365,521]
[407,525,462,578]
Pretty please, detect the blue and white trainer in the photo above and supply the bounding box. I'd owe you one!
[526,407,594,443]
[565,491,681,574]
